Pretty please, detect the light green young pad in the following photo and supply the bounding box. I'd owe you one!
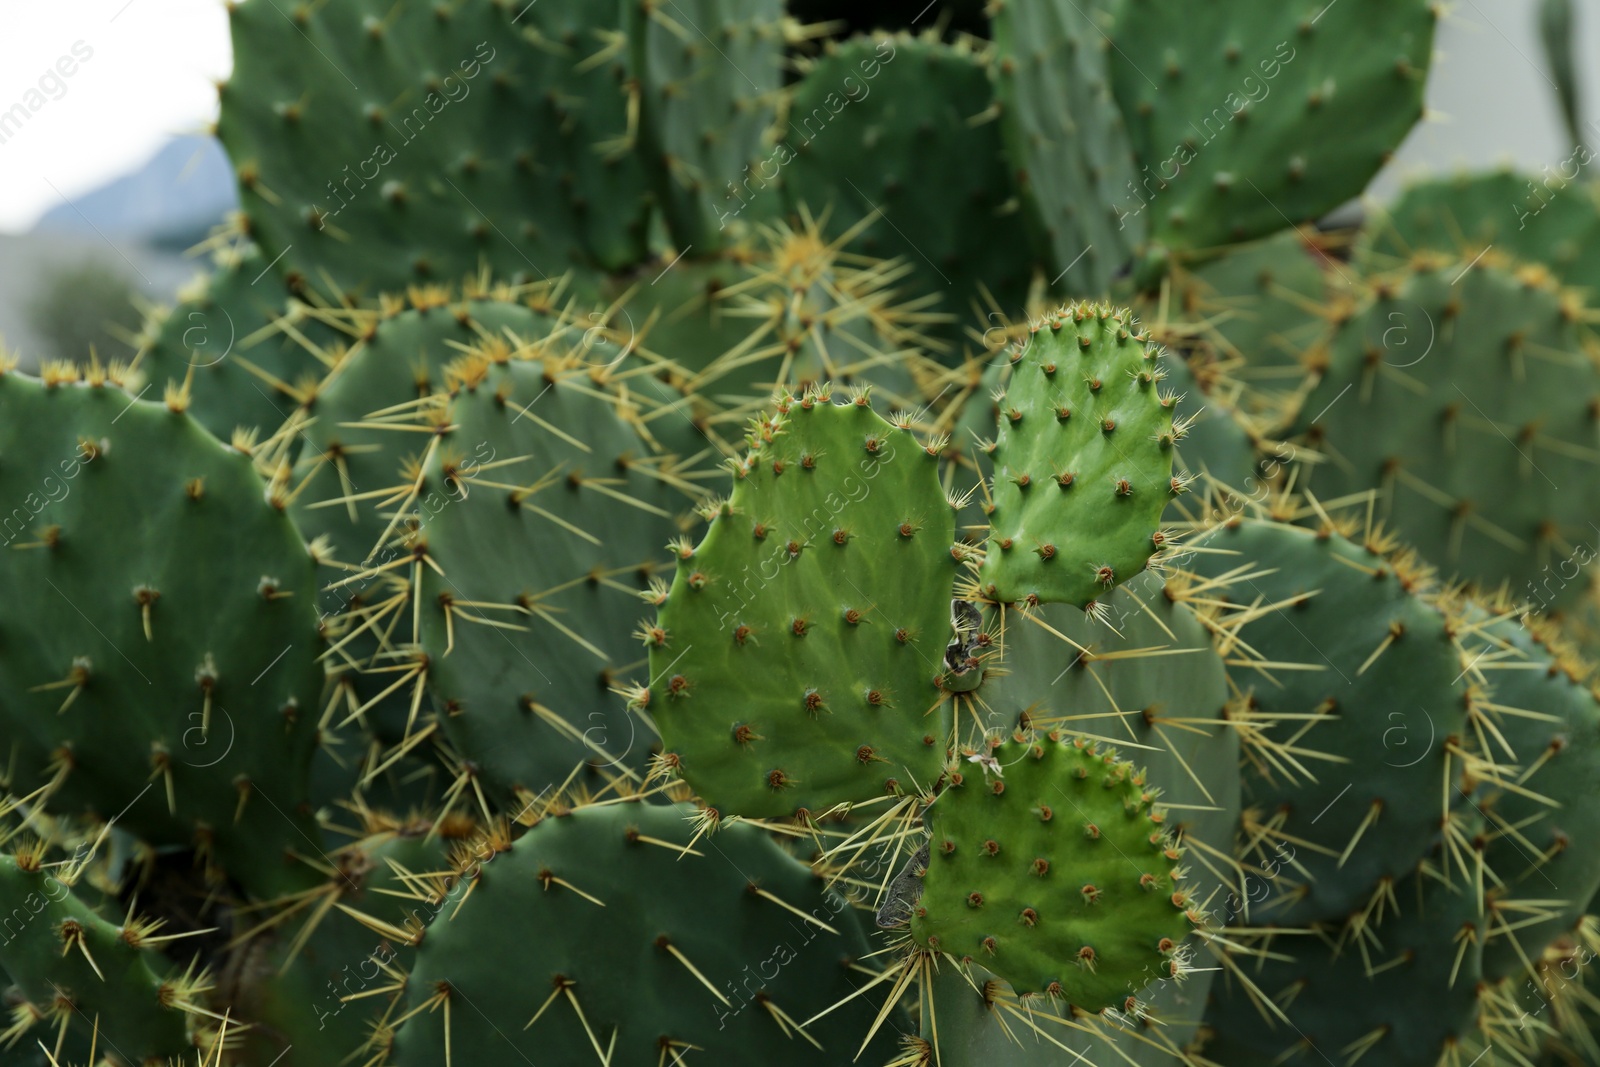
[648,389,956,818]
[912,734,1200,1009]
[976,303,1176,608]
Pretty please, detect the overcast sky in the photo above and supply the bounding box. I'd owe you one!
[0,0,1589,233]
[0,0,229,232]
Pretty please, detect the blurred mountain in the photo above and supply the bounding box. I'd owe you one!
[32,135,237,251]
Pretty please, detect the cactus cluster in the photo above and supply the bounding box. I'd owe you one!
[10,1,1600,1065]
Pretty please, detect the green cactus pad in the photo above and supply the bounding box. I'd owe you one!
[1290,257,1600,604]
[1201,860,1489,1066]
[648,389,956,818]
[132,244,343,447]
[976,303,1176,608]
[1167,229,1331,376]
[781,35,1038,342]
[1187,518,1473,924]
[991,0,1142,295]
[912,734,1200,1008]
[0,370,324,898]
[392,801,897,1065]
[288,297,563,745]
[414,358,689,800]
[680,222,936,409]
[1358,169,1600,294]
[218,0,651,296]
[1465,611,1600,982]
[230,822,458,1067]
[0,850,195,1061]
[1108,0,1436,256]
[628,0,784,250]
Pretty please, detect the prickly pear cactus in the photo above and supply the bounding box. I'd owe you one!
[990,0,1142,295]
[1108,0,1436,259]
[1291,255,1600,607]
[781,34,1039,341]
[413,356,689,801]
[912,734,1201,1008]
[0,844,201,1061]
[392,800,898,1065]
[1461,607,1600,984]
[1201,847,1493,1066]
[0,367,324,898]
[976,303,1178,608]
[628,0,785,249]
[1187,518,1476,924]
[645,387,956,818]
[1359,169,1600,294]
[133,244,341,445]
[218,0,652,295]
[1165,229,1332,377]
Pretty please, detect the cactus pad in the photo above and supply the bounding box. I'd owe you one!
[1291,256,1600,604]
[392,801,896,1065]
[991,0,1142,295]
[647,388,956,818]
[782,35,1038,340]
[1188,518,1474,924]
[0,849,197,1061]
[1359,169,1600,294]
[219,0,652,295]
[414,357,687,800]
[629,0,784,249]
[0,369,324,897]
[1108,0,1436,256]
[976,304,1177,608]
[133,244,339,446]
[912,734,1200,1008]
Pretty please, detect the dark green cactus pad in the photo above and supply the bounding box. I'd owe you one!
[289,298,562,745]
[976,303,1176,608]
[781,34,1038,343]
[1541,0,1583,150]
[628,0,784,250]
[1167,229,1331,376]
[1187,518,1472,925]
[0,852,194,1061]
[1464,611,1600,983]
[1359,169,1600,294]
[1108,0,1436,256]
[291,300,564,596]
[218,0,652,297]
[132,244,342,447]
[991,0,1142,295]
[414,359,687,801]
[648,389,956,818]
[230,824,456,1067]
[1158,352,1257,504]
[685,224,934,408]
[912,734,1200,1008]
[393,801,898,1066]
[1291,257,1600,605]
[1201,860,1489,1066]
[0,371,325,898]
